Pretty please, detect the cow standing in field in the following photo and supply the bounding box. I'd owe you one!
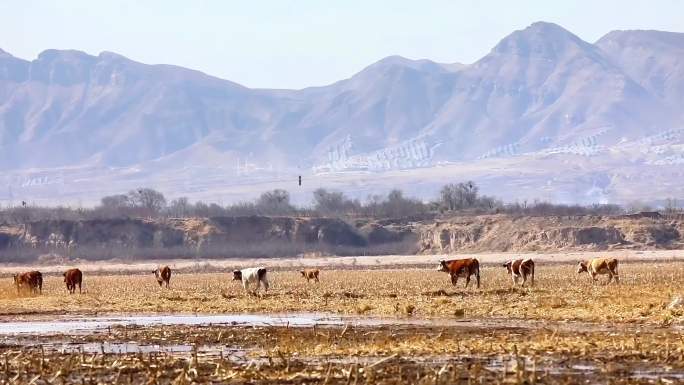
[300,269,320,283]
[503,258,535,287]
[577,258,619,284]
[13,271,42,295]
[63,268,83,294]
[437,258,480,289]
[153,266,172,288]
[233,267,269,294]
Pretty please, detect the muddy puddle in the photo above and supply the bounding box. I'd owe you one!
[0,312,630,335]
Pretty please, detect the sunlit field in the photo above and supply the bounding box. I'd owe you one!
[2,262,683,324]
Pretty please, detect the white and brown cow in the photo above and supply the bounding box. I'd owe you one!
[577,258,619,284]
[233,267,269,294]
[437,258,480,288]
[502,258,535,287]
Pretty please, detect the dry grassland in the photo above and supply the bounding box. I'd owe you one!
[1,262,684,324]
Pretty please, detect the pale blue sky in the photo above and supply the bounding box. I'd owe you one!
[1,1,682,89]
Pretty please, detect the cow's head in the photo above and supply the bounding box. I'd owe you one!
[232,270,243,281]
[502,261,512,274]
[153,269,163,285]
[577,261,588,274]
[63,272,68,282]
[437,260,449,272]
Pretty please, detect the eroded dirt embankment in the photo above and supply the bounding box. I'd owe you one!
[417,213,684,253]
[0,213,682,258]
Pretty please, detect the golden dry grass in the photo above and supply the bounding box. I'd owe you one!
[1,262,683,323]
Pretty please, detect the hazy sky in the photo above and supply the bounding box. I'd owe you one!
[1,0,682,89]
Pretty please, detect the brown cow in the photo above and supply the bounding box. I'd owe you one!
[153,266,171,288]
[577,258,619,284]
[300,269,320,283]
[503,258,535,287]
[13,271,42,295]
[437,258,480,288]
[63,268,83,294]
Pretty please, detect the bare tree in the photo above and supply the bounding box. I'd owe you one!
[101,194,130,209]
[312,188,360,216]
[128,188,167,214]
[168,197,190,217]
[439,181,479,211]
[256,189,294,215]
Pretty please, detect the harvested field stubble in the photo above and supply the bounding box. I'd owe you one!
[1,323,684,384]
[0,262,683,323]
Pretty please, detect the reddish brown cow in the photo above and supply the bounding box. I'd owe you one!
[300,269,320,283]
[503,258,535,287]
[63,268,83,294]
[154,266,171,288]
[437,258,480,288]
[13,271,42,295]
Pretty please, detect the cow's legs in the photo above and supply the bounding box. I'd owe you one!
[78,282,82,293]
[465,275,470,288]
[606,273,613,285]
[521,274,527,287]
[261,278,269,292]
[450,273,458,286]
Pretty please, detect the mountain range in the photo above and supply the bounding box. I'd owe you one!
[1,22,683,205]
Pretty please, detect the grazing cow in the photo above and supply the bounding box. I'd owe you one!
[503,258,535,287]
[153,266,172,288]
[233,267,269,294]
[13,271,42,295]
[437,258,480,288]
[300,269,320,283]
[63,268,83,294]
[577,258,619,284]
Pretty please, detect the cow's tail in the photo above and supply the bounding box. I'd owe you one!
[530,261,535,287]
[38,275,43,294]
[613,259,619,284]
[258,268,269,291]
[475,259,481,289]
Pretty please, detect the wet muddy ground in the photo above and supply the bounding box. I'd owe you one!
[1,313,683,384]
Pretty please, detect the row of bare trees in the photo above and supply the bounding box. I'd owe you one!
[0,181,636,224]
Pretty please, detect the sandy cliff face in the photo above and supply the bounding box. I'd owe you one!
[0,214,681,259]
[417,215,683,253]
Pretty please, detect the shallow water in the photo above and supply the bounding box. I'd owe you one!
[0,313,342,334]
[0,312,625,335]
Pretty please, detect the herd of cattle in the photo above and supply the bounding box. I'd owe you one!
[9,257,620,296]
